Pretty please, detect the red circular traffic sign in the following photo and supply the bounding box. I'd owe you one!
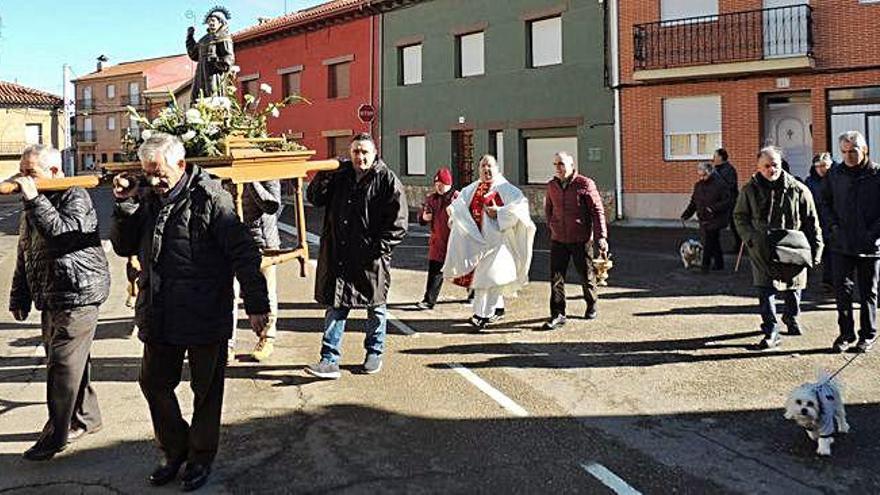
[358,104,376,123]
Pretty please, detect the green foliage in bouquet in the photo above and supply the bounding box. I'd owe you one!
[125,73,308,157]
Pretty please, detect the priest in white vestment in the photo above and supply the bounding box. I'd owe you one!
[443,155,536,329]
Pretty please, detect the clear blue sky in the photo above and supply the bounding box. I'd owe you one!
[0,0,324,95]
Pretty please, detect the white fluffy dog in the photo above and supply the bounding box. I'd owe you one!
[783,372,849,456]
[679,239,703,269]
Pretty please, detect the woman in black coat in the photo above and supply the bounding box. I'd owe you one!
[682,162,733,271]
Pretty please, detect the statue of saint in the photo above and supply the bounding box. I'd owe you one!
[186,6,235,101]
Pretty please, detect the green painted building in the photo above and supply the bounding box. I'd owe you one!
[379,0,616,218]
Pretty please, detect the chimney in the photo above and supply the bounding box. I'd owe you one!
[97,54,109,72]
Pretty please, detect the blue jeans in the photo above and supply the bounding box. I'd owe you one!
[320,305,387,363]
[758,287,801,338]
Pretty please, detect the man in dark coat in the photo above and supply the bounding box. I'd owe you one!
[681,162,732,272]
[734,147,822,350]
[111,133,269,491]
[542,151,608,330]
[416,167,457,310]
[9,145,110,461]
[228,179,281,362]
[713,148,740,250]
[305,133,408,379]
[805,152,833,288]
[821,131,880,354]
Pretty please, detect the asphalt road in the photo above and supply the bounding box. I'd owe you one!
[0,187,877,494]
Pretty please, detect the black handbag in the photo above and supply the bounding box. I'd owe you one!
[765,193,813,277]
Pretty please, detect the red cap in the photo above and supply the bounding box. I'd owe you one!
[434,167,453,186]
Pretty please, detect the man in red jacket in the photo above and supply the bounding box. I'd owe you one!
[417,168,458,309]
[543,151,608,329]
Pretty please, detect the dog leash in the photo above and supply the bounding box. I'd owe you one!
[824,353,862,384]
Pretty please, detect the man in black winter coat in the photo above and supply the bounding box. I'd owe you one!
[681,162,733,271]
[713,148,740,250]
[821,131,880,354]
[9,145,110,461]
[111,133,269,491]
[305,133,408,379]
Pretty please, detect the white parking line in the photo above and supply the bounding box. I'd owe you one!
[580,462,642,495]
[281,220,638,493]
[277,221,321,245]
[447,362,529,417]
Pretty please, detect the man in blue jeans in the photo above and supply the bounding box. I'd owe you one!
[734,146,822,350]
[305,133,408,379]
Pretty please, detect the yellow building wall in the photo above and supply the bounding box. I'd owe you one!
[0,107,65,180]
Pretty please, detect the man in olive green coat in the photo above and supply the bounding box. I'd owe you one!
[734,146,823,349]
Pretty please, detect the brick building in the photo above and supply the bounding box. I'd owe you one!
[233,0,395,160]
[616,0,880,220]
[72,55,193,172]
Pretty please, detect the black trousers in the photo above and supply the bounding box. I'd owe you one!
[832,254,880,342]
[140,341,227,465]
[550,241,598,317]
[422,260,445,306]
[701,228,724,270]
[38,305,102,449]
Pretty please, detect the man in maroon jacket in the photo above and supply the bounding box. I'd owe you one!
[543,152,609,329]
[417,168,458,309]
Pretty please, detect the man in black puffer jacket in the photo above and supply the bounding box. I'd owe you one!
[111,133,269,491]
[821,130,880,354]
[9,145,110,461]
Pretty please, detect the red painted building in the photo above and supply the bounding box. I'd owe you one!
[616,0,880,220]
[233,0,382,159]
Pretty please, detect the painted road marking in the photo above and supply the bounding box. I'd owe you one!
[278,220,321,245]
[447,362,530,417]
[581,462,643,495]
[284,220,638,491]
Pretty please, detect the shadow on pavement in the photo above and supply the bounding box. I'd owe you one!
[401,331,846,369]
[0,403,877,494]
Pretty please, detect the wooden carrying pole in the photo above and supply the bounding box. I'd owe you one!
[0,176,101,195]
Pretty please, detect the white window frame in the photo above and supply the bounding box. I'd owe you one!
[663,95,722,161]
[107,116,116,131]
[25,124,42,145]
[404,135,427,175]
[525,135,578,184]
[661,0,718,24]
[128,81,140,104]
[402,44,423,86]
[530,16,563,68]
[459,32,485,78]
[107,84,115,99]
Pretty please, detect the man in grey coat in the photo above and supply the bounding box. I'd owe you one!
[229,180,282,363]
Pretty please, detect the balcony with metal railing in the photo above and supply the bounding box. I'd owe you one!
[76,99,94,112]
[633,4,814,80]
[119,94,145,107]
[77,131,97,143]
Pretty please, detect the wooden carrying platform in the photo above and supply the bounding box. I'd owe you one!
[0,176,101,195]
[105,137,339,276]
